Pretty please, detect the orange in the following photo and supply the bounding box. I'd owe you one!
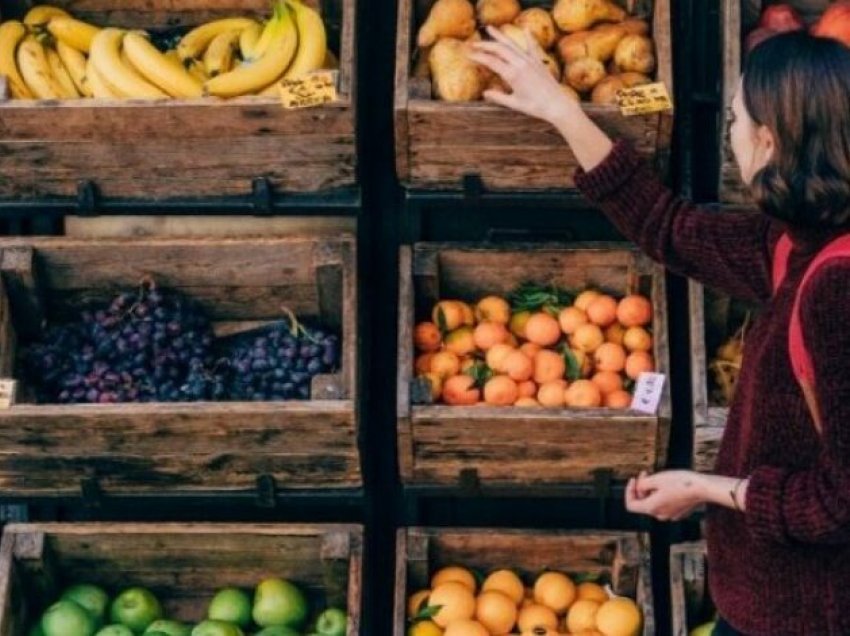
[422,372,443,401]
[432,566,477,592]
[428,582,476,628]
[407,619,443,636]
[506,333,520,348]
[572,324,605,353]
[591,370,622,395]
[574,289,601,312]
[517,603,559,632]
[594,342,627,373]
[445,327,476,357]
[515,397,540,407]
[533,349,566,384]
[486,343,515,373]
[533,572,576,615]
[625,351,654,380]
[484,375,519,406]
[433,301,467,331]
[510,310,532,339]
[476,590,518,634]
[525,312,562,347]
[504,350,534,382]
[605,389,633,409]
[415,353,435,375]
[566,599,601,633]
[460,356,477,372]
[474,321,510,351]
[616,295,652,327]
[415,321,442,352]
[458,302,475,326]
[558,306,588,335]
[442,375,481,406]
[623,326,652,352]
[577,582,609,604]
[517,380,538,398]
[565,380,603,408]
[443,619,489,636]
[538,380,567,408]
[482,569,525,605]
[586,295,618,327]
[408,589,431,617]
[605,323,626,346]
[520,342,542,359]
[595,597,642,636]
[431,351,461,378]
[476,295,512,325]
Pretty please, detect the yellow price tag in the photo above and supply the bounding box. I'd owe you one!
[278,70,339,109]
[616,82,673,117]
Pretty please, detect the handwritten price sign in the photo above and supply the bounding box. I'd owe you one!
[629,372,666,414]
[616,82,673,117]
[278,70,339,109]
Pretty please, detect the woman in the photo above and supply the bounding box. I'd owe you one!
[469,31,850,636]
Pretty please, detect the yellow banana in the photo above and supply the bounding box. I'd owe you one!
[56,41,91,96]
[47,17,100,53]
[205,5,297,97]
[165,49,207,81]
[0,21,34,99]
[239,22,262,60]
[284,0,326,79]
[123,32,202,98]
[203,29,239,77]
[45,46,79,97]
[177,17,255,63]
[250,17,278,61]
[23,5,70,28]
[17,35,65,98]
[86,56,120,98]
[90,28,166,98]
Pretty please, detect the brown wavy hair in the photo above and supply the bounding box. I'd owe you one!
[744,32,850,227]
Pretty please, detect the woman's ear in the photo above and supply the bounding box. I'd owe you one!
[756,124,775,162]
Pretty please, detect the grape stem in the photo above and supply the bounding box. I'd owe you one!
[280,305,319,344]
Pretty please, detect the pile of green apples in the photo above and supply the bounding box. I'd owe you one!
[29,578,348,636]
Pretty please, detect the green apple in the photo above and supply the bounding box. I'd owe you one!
[207,588,251,628]
[254,628,300,636]
[144,621,191,636]
[315,608,347,636]
[62,584,110,627]
[95,627,134,636]
[41,600,97,636]
[690,622,716,636]
[252,578,308,628]
[190,621,244,636]
[110,588,162,634]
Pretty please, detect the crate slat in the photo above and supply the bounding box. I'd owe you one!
[670,541,709,636]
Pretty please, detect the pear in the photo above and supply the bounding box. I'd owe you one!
[515,8,558,50]
[553,0,628,33]
[558,24,627,64]
[614,34,656,74]
[430,37,491,101]
[476,0,521,26]
[417,0,476,48]
[564,57,607,93]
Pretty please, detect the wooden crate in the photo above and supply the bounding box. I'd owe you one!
[0,0,356,200]
[719,0,826,204]
[0,234,360,498]
[393,527,655,636]
[670,541,711,636]
[395,0,674,192]
[397,243,672,489]
[0,523,363,635]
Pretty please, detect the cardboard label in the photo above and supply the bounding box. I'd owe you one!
[0,379,17,409]
[617,82,673,116]
[278,70,339,109]
[630,372,666,414]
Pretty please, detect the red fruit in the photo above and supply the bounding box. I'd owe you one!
[812,1,850,47]
[759,4,804,32]
[745,26,779,53]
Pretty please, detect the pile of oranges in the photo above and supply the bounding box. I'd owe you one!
[413,288,655,409]
[407,565,643,636]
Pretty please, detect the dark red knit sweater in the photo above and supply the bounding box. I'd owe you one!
[575,142,850,636]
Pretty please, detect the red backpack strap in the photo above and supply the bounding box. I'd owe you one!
[772,233,794,293]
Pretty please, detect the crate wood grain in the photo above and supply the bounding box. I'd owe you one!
[0,0,356,199]
[719,0,827,204]
[397,243,672,489]
[670,541,710,636]
[395,0,674,191]
[0,235,360,498]
[0,523,363,635]
[393,528,654,636]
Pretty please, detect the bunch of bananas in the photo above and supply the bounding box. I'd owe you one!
[0,0,334,100]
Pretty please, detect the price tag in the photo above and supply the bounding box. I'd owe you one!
[0,379,17,409]
[278,70,339,109]
[630,372,666,414]
[617,82,673,117]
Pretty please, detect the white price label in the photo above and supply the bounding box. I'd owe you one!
[630,372,666,414]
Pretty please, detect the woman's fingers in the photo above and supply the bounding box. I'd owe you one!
[471,40,523,67]
[483,89,520,110]
[485,24,524,53]
[468,51,512,79]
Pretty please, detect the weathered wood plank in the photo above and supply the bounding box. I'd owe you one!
[670,542,709,636]
[0,248,44,340]
[0,278,15,379]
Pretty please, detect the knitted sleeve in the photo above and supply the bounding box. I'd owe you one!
[574,141,776,302]
[746,260,850,545]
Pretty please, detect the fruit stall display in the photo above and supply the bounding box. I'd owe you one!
[394,527,654,636]
[719,0,836,204]
[397,243,671,489]
[0,0,355,200]
[0,523,362,635]
[0,235,360,498]
[670,542,716,636]
[688,281,758,473]
[395,0,673,191]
